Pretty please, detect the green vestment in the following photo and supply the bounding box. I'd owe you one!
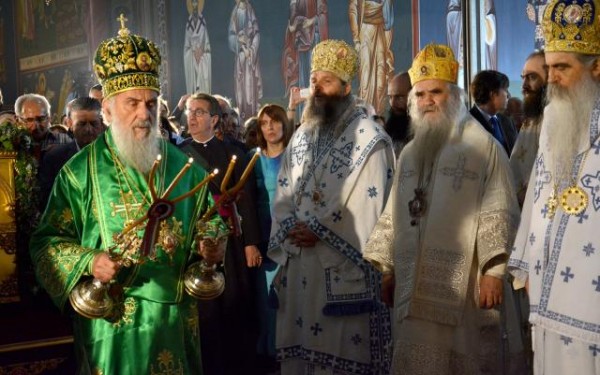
[30,130,223,375]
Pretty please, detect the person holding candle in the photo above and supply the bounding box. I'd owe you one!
[268,39,395,374]
[29,18,226,374]
[179,92,263,375]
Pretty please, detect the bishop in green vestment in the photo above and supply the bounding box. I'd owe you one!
[30,19,225,375]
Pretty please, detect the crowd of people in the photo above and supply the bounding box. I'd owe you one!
[0,0,598,374]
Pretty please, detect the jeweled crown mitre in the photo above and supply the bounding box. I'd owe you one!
[310,39,359,83]
[543,0,600,55]
[408,44,458,85]
[93,14,162,99]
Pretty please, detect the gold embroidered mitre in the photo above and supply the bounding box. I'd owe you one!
[93,14,161,99]
[310,39,359,83]
[543,0,600,55]
[408,44,458,85]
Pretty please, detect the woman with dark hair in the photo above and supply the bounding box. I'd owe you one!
[251,103,294,372]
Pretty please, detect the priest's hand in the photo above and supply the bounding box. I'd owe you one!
[479,274,503,309]
[288,222,319,248]
[381,273,395,307]
[92,253,120,283]
[245,245,262,268]
[200,237,226,265]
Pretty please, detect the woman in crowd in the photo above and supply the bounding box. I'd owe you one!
[251,103,294,373]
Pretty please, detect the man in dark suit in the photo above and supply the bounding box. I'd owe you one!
[469,70,518,155]
[38,97,105,209]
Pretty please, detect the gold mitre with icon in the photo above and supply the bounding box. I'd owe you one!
[93,14,162,99]
[311,39,359,83]
[543,0,600,55]
[408,44,458,85]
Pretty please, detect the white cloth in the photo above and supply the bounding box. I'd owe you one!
[268,104,395,374]
[366,114,523,374]
[533,327,600,375]
[509,97,600,373]
[184,11,211,94]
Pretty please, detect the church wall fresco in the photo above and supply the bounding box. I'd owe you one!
[2,0,539,119]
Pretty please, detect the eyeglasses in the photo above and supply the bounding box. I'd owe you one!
[19,115,48,124]
[186,108,213,118]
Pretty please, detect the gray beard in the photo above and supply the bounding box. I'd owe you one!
[409,89,466,175]
[544,75,600,184]
[110,118,160,174]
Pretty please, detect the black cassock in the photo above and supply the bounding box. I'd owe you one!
[180,137,261,375]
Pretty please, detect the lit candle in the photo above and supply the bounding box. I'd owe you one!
[231,148,260,194]
[148,154,162,200]
[220,155,237,192]
[163,157,193,198]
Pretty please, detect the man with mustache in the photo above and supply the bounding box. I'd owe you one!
[510,50,548,207]
[385,72,413,157]
[268,39,395,374]
[509,0,600,373]
[365,44,524,373]
[38,97,106,209]
[30,19,225,374]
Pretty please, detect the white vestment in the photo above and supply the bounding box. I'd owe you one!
[509,97,600,375]
[184,11,211,94]
[268,101,395,374]
[365,114,525,374]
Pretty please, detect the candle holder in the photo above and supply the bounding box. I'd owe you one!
[183,149,261,299]
[69,155,217,320]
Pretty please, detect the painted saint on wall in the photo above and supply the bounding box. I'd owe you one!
[184,0,211,94]
[348,0,394,115]
[228,0,263,121]
[526,0,548,50]
[282,0,328,101]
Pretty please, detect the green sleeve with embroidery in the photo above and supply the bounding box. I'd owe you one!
[30,164,99,310]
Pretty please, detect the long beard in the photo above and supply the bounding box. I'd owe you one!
[522,85,546,120]
[302,92,352,132]
[544,74,600,183]
[409,88,465,173]
[384,110,411,143]
[111,118,160,173]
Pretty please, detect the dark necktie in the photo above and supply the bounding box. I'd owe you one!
[490,115,505,148]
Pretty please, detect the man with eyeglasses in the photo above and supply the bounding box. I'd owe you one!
[14,93,72,160]
[179,92,262,375]
[38,97,106,209]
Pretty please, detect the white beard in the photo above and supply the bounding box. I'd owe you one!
[408,86,466,173]
[544,72,600,183]
[110,117,160,174]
